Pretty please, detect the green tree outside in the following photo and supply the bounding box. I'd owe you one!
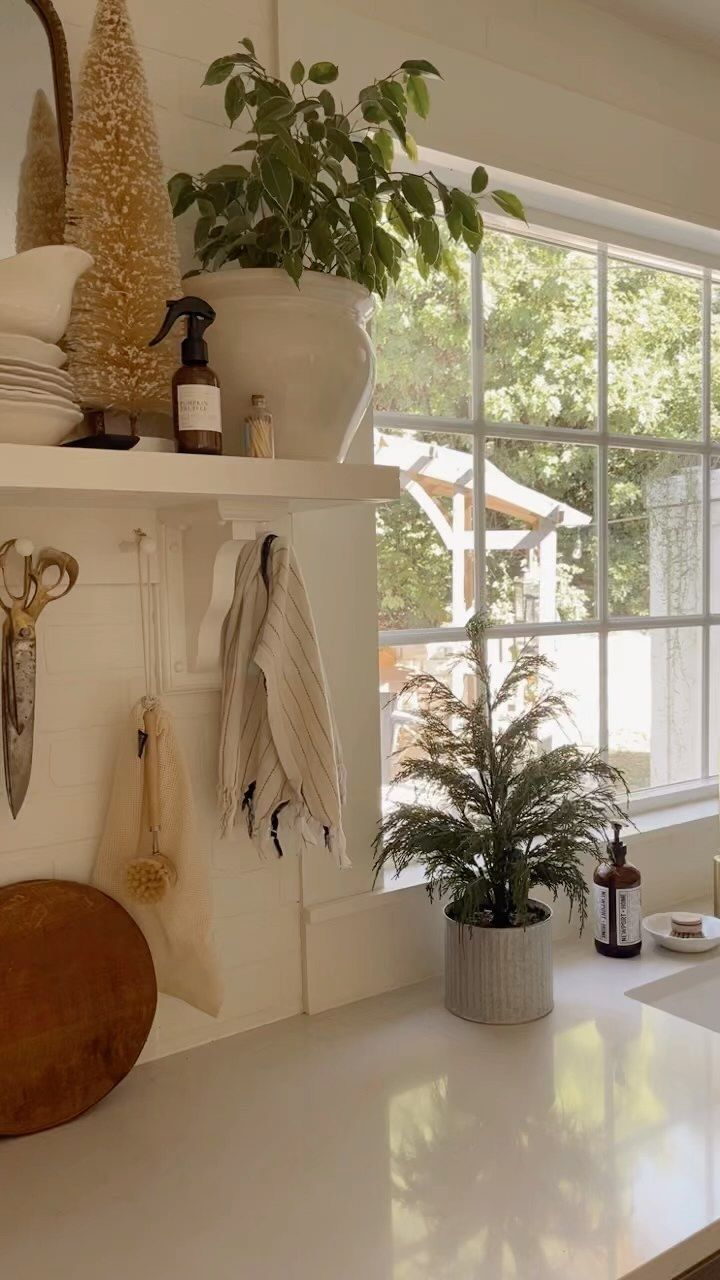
[375,229,705,631]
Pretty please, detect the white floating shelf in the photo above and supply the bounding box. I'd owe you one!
[0,443,399,511]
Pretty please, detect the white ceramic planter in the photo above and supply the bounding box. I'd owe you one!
[191,267,375,461]
[444,901,554,1025]
[0,246,93,343]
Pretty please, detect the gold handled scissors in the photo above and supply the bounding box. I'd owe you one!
[0,540,79,818]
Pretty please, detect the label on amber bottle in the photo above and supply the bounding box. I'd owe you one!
[616,885,642,946]
[594,883,609,943]
[177,385,222,434]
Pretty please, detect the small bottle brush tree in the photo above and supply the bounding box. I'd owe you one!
[15,89,66,253]
[65,0,181,428]
[374,616,629,929]
[169,40,525,294]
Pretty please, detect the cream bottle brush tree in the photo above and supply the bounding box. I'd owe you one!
[15,89,65,253]
[64,0,181,430]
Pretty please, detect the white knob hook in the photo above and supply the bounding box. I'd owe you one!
[14,538,34,559]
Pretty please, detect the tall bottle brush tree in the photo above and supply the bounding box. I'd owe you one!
[65,0,181,428]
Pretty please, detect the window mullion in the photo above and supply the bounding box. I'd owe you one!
[701,269,712,777]
[471,248,486,614]
[598,246,609,761]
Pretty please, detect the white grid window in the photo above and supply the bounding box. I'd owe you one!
[375,218,720,810]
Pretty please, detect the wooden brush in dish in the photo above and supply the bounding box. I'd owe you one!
[670,912,704,939]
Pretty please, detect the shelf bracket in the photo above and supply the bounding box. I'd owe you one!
[195,500,272,674]
[157,499,287,692]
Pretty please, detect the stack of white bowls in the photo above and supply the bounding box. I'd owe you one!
[0,333,82,445]
[0,245,91,446]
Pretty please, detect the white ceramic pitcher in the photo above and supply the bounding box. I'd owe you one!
[0,246,93,343]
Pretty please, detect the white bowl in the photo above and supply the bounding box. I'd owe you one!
[0,335,66,368]
[643,912,720,953]
[0,246,92,343]
[0,401,82,445]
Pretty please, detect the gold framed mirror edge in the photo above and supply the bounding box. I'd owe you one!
[24,0,73,169]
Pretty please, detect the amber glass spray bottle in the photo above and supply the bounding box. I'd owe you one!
[149,297,222,455]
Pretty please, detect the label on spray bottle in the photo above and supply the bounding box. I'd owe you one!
[593,883,642,946]
[594,884,609,943]
[616,886,642,946]
[177,385,222,434]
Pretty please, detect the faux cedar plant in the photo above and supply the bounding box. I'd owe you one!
[168,39,525,293]
[374,617,629,930]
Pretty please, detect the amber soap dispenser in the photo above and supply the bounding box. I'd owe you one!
[149,296,222,455]
[593,823,642,957]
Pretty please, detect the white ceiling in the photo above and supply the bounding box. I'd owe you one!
[589,0,720,55]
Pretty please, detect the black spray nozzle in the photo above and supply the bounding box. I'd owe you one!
[149,296,216,365]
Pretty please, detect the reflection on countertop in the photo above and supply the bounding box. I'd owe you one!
[2,931,720,1280]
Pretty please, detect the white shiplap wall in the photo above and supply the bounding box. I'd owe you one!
[0,499,302,1061]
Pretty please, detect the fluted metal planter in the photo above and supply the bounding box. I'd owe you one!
[444,901,554,1024]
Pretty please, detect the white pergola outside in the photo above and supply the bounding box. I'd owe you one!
[375,431,592,627]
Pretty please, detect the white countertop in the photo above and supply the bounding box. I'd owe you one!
[545,927,720,1279]
[4,922,720,1280]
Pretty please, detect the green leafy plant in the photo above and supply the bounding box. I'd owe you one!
[168,37,525,294]
[373,616,629,929]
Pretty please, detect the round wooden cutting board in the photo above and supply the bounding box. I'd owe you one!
[0,880,157,1135]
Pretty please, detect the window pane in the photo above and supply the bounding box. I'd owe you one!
[609,627,702,788]
[608,260,702,440]
[485,438,596,624]
[483,231,597,429]
[379,635,598,809]
[608,449,702,617]
[374,239,471,418]
[488,634,599,750]
[375,429,474,630]
[379,640,471,806]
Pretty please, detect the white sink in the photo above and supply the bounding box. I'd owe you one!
[627,957,720,1034]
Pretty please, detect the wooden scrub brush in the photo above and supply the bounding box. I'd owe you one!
[126,704,177,905]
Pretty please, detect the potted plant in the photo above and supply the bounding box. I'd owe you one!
[373,616,629,1024]
[168,39,524,460]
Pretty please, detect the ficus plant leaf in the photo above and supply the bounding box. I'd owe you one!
[406,74,430,118]
[308,61,339,84]
[224,75,245,125]
[171,40,525,291]
[492,189,527,221]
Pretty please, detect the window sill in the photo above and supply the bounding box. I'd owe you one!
[378,789,719,895]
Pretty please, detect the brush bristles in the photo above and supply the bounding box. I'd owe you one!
[125,854,176,904]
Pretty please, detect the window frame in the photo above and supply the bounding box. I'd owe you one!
[375,216,720,809]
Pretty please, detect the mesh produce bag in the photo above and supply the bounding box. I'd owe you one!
[93,698,221,1016]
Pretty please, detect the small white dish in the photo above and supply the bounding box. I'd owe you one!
[0,387,74,407]
[0,362,72,388]
[0,335,66,368]
[643,912,720,953]
[0,401,82,445]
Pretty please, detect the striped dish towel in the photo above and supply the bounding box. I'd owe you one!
[218,534,349,867]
